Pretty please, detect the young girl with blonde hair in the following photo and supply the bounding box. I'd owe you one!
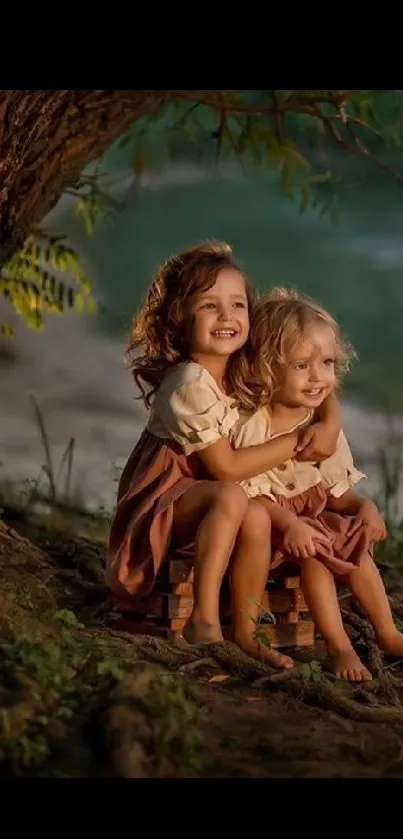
[232,287,402,681]
[106,241,341,668]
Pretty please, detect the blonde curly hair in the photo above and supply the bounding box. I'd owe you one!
[126,239,258,410]
[247,286,356,404]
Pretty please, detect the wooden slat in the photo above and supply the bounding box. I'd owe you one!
[277,611,300,625]
[169,617,187,631]
[283,576,301,589]
[265,620,314,648]
[293,589,308,611]
[222,620,314,648]
[171,581,193,596]
[122,592,193,619]
[111,558,312,649]
[168,596,192,619]
[169,559,193,583]
[168,559,301,590]
[125,589,307,622]
[264,590,294,613]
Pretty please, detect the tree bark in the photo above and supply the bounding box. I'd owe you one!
[0,89,166,268]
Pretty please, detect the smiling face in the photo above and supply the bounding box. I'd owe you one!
[275,324,337,409]
[187,267,250,361]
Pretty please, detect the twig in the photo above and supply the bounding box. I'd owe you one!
[214,109,227,170]
[171,102,200,130]
[346,121,403,184]
[311,102,350,150]
[271,90,284,142]
[327,113,382,137]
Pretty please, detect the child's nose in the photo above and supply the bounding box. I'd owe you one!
[310,365,321,381]
[217,304,231,320]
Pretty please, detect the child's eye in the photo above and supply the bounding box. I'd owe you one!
[234,301,247,308]
[294,363,307,371]
[200,302,216,310]
[323,358,335,366]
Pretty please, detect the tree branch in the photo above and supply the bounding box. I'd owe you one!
[167,89,360,116]
[0,89,166,268]
[0,88,402,282]
[346,121,403,184]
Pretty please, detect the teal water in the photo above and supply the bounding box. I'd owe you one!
[53,161,403,414]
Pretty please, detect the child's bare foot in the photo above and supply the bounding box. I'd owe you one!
[182,615,224,645]
[234,633,294,670]
[328,646,372,681]
[377,629,403,658]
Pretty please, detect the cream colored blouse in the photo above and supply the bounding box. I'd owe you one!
[234,405,366,500]
[148,362,240,455]
[148,362,366,500]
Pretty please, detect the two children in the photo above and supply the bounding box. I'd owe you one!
[106,240,400,680]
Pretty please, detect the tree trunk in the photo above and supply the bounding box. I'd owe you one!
[0,90,166,268]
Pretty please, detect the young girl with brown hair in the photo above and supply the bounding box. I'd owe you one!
[232,287,403,680]
[106,242,340,668]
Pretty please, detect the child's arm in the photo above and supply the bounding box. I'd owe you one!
[160,372,302,483]
[296,391,341,461]
[197,432,299,483]
[258,497,332,559]
[326,489,387,542]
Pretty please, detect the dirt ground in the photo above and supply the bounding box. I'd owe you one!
[1,506,403,779]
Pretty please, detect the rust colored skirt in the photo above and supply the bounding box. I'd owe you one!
[106,429,205,609]
[267,482,372,578]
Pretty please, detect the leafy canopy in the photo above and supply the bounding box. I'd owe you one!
[2,89,403,336]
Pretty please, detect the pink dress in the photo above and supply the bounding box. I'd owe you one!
[233,406,373,577]
[106,362,240,610]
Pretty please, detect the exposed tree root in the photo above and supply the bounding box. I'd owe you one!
[3,511,403,778]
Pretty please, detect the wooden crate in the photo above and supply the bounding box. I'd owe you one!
[108,557,315,648]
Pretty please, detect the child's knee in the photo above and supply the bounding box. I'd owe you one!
[214,483,248,518]
[241,499,272,540]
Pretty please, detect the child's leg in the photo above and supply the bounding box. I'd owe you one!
[346,551,403,656]
[173,481,248,643]
[301,555,372,681]
[230,499,294,669]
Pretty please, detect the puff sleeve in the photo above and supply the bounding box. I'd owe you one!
[155,367,240,454]
[319,430,367,498]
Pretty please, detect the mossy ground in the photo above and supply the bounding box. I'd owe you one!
[1,504,403,778]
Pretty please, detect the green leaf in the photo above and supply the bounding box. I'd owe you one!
[0,323,15,338]
[299,660,322,682]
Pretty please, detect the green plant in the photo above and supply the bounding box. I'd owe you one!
[29,394,76,506]
[299,660,322,683]
[370,430,403,566]
[0,620,129,775]
[1,231,97,337]
[244,598,277,649]
[141,673,209,773]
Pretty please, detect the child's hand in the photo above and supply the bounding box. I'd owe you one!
[283,519,332,559]
[353,499,387,542]
[295,422,339,462]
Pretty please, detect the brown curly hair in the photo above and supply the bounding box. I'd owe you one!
[247,286,356,404]
[126,240,258,410]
